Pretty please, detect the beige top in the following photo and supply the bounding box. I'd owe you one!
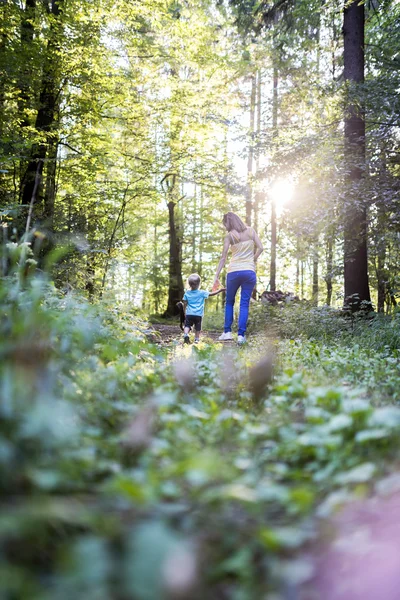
[226,229,256,274]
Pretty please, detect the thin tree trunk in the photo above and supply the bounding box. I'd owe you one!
[326,234,334,306]
[312,240,319,306]
[192,184,197,271]
[20,0,63,221]
[43,139,58,227]
[0,2,8,205]
[153,206,161,314]
[199,185,204,275]
[376,237,386,313]
[270,199,276,291]
[86,257,95,301]
[376,201,386,313]
[223,124,229,208]
[269,67,278,292]
[0,0,9,139]
[18,0,36,132]
[165,198,184,316]
[343,0,371,308]
[246,74,256,226]
[254,69,262,233]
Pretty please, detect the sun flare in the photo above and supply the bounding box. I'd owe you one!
[269,179,295,214]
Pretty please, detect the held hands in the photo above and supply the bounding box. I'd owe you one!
[212,278,222,292]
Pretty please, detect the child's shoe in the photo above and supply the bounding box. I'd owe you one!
[237,335,246,345]
[194,338,200,344]
[218,332,233,341]
[184,335,190,344]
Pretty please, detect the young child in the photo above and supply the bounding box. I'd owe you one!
[182,273,225,344]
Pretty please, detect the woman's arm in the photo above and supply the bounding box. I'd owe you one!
[213,235,231,285]
[253,229,264,263]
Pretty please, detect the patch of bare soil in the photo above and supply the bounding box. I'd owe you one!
[150,323,227,344]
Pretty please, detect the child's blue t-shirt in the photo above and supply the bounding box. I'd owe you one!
[183,289,210,316]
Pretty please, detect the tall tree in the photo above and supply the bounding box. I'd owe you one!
[269,64,278,292]
[246,73,256,226]
[342,0,371,307]
[20,0,63,227]
[163,173,184,317]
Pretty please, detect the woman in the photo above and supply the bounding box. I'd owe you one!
[213,212,264,344]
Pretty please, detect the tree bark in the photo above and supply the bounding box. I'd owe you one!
[270,199,276,291]
[199,185,204,275]
[312,240,319,306]
[269,67,278,292]
[254,69,262,233]
[246,73,256,226]
[376,204,386,313]
[43,139,58,226]
[325,234,334,306]
[343,0,371,308]
[20,0,63,226]
[192,184,197,271]
[18,0,36,131]
[165,198,184,316]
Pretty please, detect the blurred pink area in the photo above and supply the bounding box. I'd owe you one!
[308,492,400,600]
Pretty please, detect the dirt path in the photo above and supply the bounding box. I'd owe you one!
[151,323,225,344]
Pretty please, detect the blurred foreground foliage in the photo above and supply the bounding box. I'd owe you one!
[2,268,400,599]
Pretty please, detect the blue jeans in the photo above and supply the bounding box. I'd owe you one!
[224,270,257,336]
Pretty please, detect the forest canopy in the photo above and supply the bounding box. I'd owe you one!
[1,0,398,310]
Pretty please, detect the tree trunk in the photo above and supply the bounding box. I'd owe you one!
[20,0,63,224]
[326,234,334,306]
[18,0,36,132]
[0,2,9,205]
[270,199,276,291]
[246,73,256,226]
[86,256,95,301]
[254,69,262,233]
[343,0,371,308]
[312,240,319,306]
[269,67,278,292]
[165,199,184,316]
[192,184,197,271]
[0,1,9,138]
[43,139,58,226]
[376,235,386,313]
[199,185,204,275]
[375,197,387,313]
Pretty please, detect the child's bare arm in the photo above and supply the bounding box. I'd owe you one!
[208,288,226,297]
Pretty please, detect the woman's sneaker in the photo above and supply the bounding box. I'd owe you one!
[218,332,233,341]
[237,335,246,345]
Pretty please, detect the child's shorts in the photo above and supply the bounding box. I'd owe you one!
[185,315,202,332]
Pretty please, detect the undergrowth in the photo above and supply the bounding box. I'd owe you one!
[1,271,400,600]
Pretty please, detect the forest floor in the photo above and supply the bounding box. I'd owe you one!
[151,322,227,344]
[4,283,400,600]
[150,316,400,599]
